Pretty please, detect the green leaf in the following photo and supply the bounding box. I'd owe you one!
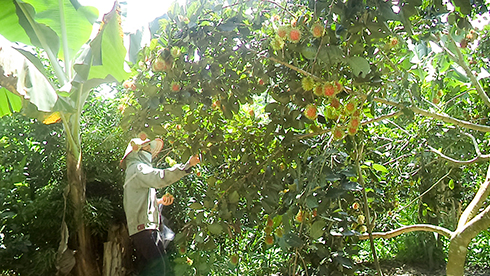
[348,56,371,78]
[341,181,362,191]
[88,5,129,82]
[317,46,343,65]
[189,202,203,210]
[0,88,22,117]
[301,46,318,60]
[326,187,345,198]
[451,0,472,15]
[0,1,31,45]
[228,191,240,204]
[372,163,388,173]
[284,232,304,247]
[22,0,97,60]
[401,107,414,118]
[0,36,57,113]
[14,2,62,67]
[306,195,319,209]
[340,167,357,177]
[309,220,325,239]
[207,222,223,235]
[333,252,354,269]
[448,179,455,190]
[217,16,241,32]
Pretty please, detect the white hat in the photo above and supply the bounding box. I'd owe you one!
[120,133,163,168]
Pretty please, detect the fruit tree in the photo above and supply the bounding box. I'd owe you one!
[120,0,490,275]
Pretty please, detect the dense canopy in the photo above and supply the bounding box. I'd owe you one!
[1,0,490,275]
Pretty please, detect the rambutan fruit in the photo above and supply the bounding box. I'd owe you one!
[289,28,301,43]
[311,23,325,38]
[304,104,318,121]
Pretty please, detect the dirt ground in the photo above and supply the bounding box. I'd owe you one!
[356,261,490,276]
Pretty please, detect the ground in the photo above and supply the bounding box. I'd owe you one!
[357,261,490,276]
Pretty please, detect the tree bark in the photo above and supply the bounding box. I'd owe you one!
[66,144,100,276]
[447,233,470,276]
[103,223,133,276]
[447,204,490,276]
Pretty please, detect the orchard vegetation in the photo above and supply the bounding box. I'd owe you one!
[1,0,490,276]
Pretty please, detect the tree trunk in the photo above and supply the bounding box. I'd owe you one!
[446,164,490,276]
[103,223,134,276]
[66,146,100,276]
[446,204,490,275]
[446,233,470,276]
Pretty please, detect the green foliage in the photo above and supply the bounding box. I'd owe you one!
[81,92,127,230]
[1,0,490,275]
[0,113,65,275]
[0,92,125,275]
[120,0,490,274]
[0,2,131,274]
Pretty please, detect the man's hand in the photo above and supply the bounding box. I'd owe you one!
[157,193,174,206]
[189,154,200,167]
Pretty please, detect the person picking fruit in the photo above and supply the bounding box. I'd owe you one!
[120,133,200,276]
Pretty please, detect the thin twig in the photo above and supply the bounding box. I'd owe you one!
[355,141,384,276]
[386,119,412,137]
[261,0,296,19]
[298,253,310,276]
[361,111,403,126]
[382,152,415,166]
[396,168,453,214]
[358,224,453,240]
[292,206,305,275]
[268,55,323,82]
[310,0,336,73]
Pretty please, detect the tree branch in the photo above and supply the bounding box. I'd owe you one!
[361,111,404,126]
[428,146,490,165]
[370,95,490,133]
[268,55,323,83]
[457,163,490,230]
[268,47,490,133]
[443,34,490,109]
[358,224,453,240]
[466,133,482,156]
[395,168,452,215]
[460,203,490,238]
[355,141,384,276]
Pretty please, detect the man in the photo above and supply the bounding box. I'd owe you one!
[120,133,200,275]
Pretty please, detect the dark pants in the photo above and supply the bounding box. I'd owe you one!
[131,229,172,276]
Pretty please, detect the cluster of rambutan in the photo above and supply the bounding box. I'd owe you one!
[329,100,362,139]
[301,77,363,139]
[302,78,344,98]
[352,202,368,233]
[270,19,325,51]
[294,209,317,224]
[142,46,184,93]
[263,216,284,246]
[432,89,444,105]
[302,78,343,121]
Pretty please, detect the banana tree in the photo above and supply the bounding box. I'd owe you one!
[0,1,128,275]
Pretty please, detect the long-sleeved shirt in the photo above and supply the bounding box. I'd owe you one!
[123,151,190,236]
